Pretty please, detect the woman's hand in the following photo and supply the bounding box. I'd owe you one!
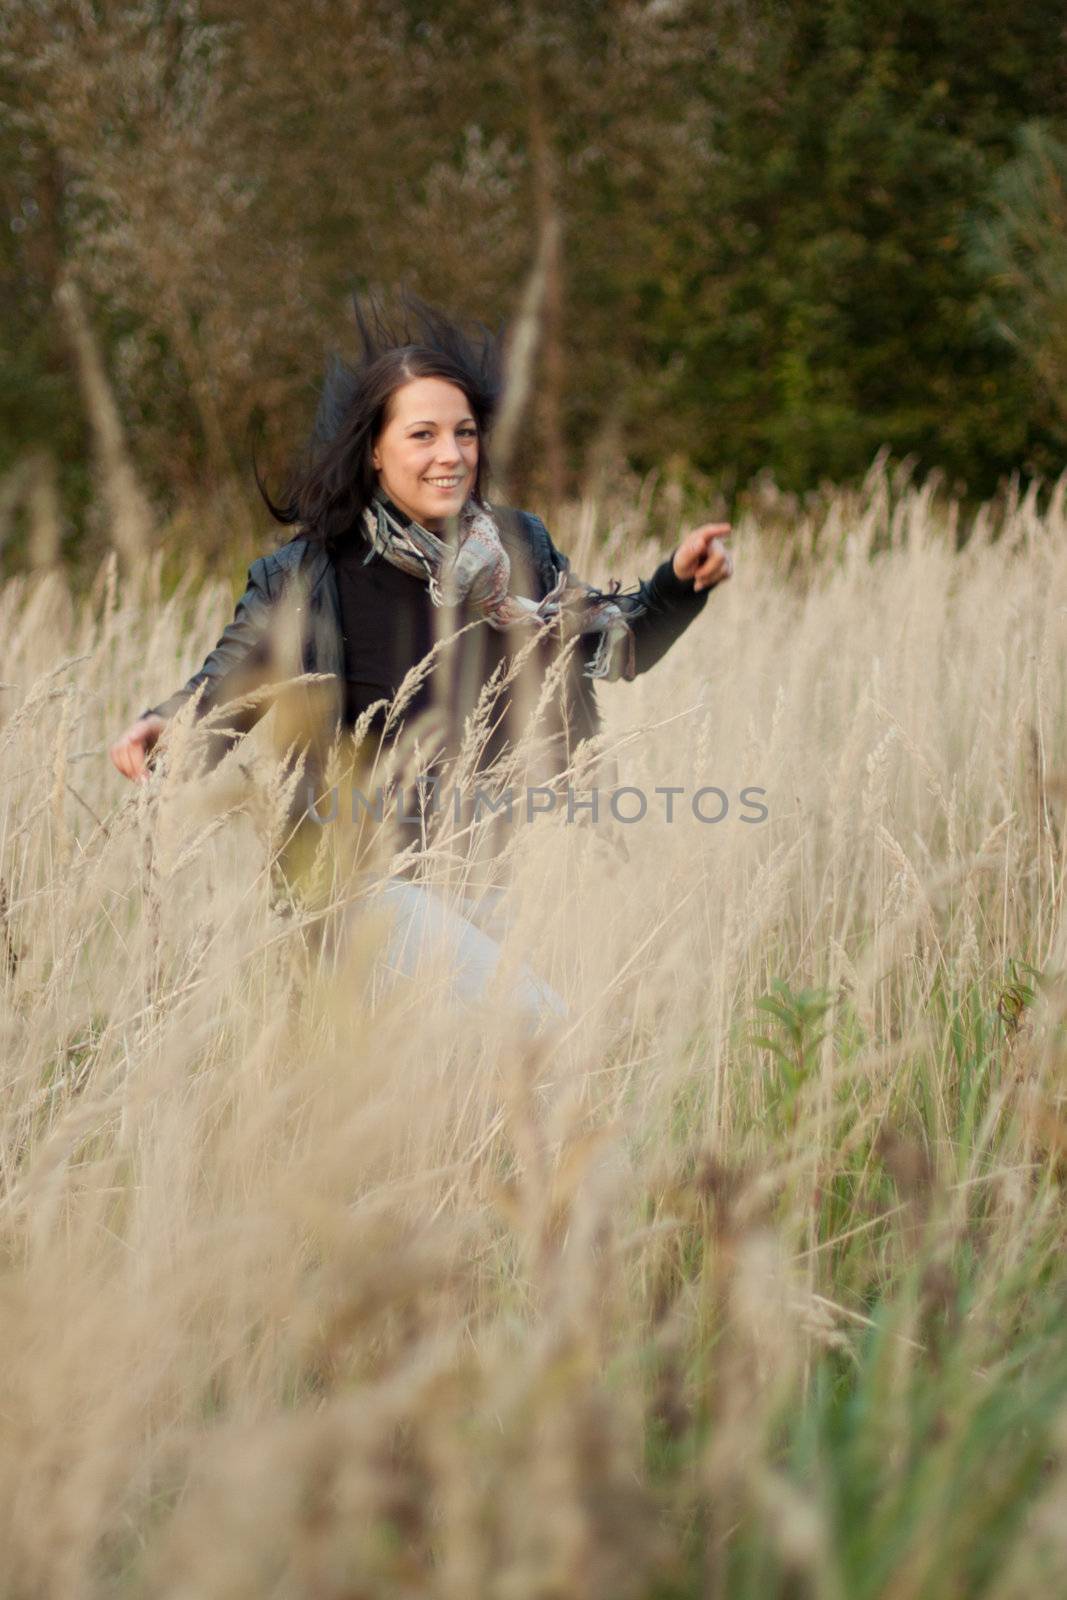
[672,523,733,592]
[109,714,166,783]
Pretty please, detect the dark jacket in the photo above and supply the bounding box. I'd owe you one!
[141,508,711,774]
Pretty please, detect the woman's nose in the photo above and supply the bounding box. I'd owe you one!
[435,436,462,464]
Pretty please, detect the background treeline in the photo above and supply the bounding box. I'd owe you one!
[2,0,1067,571]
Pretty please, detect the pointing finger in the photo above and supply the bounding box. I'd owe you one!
[693,545,733,591]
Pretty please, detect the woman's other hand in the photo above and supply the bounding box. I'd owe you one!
[109,714,166,783]
[672,523,733,592]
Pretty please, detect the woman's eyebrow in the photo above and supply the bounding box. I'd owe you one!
[405,417,475,428]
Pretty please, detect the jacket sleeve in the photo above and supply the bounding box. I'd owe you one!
[138,555,279,754]
[534,518,714,678]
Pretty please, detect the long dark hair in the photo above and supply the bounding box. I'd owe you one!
[257,292,501,555]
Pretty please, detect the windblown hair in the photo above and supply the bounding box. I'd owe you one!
[257,292,501,556]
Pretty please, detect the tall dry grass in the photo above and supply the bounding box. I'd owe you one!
[2,459,1067,1597]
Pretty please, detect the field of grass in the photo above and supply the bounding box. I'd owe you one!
[2,460,1067,1598]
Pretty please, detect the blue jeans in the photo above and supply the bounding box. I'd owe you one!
[370,877,569,1031]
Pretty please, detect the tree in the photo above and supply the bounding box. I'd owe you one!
[966,120,1067,443]
[637,0,1067,496]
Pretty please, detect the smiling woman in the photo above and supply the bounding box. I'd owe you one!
[107,293,732,1024]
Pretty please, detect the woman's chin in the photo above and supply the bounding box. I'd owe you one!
[417,492,469,523]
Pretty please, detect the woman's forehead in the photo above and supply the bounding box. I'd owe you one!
[387,376,473,427]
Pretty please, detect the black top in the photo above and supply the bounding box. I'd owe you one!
[333,500,509,858]
[332,496,496,742]
[333,531,438,731]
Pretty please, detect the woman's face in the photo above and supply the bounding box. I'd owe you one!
[372,376,479,529]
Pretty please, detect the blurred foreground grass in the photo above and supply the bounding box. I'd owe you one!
[2,462,1067,1597]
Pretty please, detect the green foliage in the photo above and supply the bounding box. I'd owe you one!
[3,0,1067,550]
[642,0,1067,499]
[966,121,1067,435]
[748,977,834,1131]
[646,957,1067,1597]
[994,956,1043,1030]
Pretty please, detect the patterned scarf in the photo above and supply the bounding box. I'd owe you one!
[359,491,646,682]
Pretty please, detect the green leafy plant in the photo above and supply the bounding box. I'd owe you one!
[994,955,1045,1033]
[748,978,834,1130]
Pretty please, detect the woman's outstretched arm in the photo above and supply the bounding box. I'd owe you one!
[533,517,732,679]
[110,555,279,782]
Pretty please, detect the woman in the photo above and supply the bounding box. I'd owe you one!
[110,297,733,1021]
